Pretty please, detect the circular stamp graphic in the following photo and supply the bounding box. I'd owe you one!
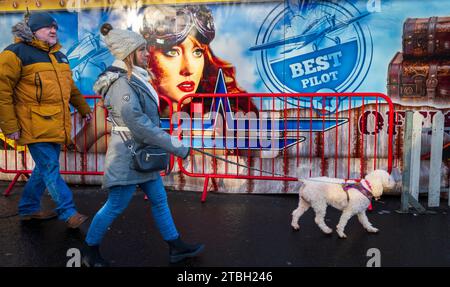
[251,0,373,114]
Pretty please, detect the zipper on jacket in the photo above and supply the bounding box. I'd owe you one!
[34,72,43,104]
[49,53,68,143]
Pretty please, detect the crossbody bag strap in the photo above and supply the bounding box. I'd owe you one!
[128,77,162,119]
[109,115,135,155]
[107,76,147,154]
[110,77,164,160]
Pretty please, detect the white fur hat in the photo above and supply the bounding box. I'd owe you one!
[100,23,146,60]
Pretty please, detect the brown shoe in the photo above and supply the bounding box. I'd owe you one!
[66,212,89,229]
[20,210,58,221]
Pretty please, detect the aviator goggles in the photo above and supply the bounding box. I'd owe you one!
[142,5,215,49]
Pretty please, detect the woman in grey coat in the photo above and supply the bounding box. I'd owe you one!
[82,24,204,267]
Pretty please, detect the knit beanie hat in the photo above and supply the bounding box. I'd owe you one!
[100,23,146,60]
[28,12,58,32]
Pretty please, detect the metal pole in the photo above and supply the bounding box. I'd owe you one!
[428,112,444,207]
[401,111,413,212]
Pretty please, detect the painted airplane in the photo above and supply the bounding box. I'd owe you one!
[66,33,110,84]
[249,11,371,54]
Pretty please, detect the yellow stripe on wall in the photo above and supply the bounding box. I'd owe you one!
[0,0,279,13]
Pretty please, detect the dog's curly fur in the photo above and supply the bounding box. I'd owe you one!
[291,169,396,238]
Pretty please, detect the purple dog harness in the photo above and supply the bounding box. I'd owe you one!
[342,180,373,201]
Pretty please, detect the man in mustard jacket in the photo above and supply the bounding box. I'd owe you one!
[0,12,92,228]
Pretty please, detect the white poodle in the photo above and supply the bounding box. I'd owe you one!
[291,169,396,238]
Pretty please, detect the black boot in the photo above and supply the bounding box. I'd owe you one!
[166,236,205,263]
[81,244,110,267]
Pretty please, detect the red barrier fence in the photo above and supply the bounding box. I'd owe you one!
[1,93,395,201]
[1,96,105,196]
[175,93,394,202]
[0,95,175,196]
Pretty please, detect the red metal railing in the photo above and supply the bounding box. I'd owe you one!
[175,93,394,202]
[0,95,175,196]
[1,93,395,201]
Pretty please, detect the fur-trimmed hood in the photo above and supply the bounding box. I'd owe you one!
[93,60,156,101]
[93,67,125,98]
[12,20,34,43]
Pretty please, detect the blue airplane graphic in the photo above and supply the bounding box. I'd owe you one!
[249,11,371,53]
[162,69,347,150]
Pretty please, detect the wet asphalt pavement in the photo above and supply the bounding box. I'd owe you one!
[0,182,449,267]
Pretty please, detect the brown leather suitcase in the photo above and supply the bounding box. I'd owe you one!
[387,52,450,103]
[403,17,450,58]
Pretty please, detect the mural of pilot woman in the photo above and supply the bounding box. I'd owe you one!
[141,5,257,115]
[75,4,257,153]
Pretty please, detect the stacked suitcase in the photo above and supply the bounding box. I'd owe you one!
[387,17,450,104]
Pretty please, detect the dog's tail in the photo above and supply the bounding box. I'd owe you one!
[297,180,306,198]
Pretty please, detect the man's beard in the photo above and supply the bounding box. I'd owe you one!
[47,39,57,47]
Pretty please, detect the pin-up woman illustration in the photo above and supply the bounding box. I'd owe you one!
[75,4,257,153]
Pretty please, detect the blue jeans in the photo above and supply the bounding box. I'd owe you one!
[85,176,179,246]
[18,142,77,221]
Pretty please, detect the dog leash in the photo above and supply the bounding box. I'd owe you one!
[107,117,372,198]
[108,121,294,178]
[191,147,292,178]
[192,148,374,210]
[191,148,364,185]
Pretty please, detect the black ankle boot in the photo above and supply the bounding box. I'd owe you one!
[81,244,110,267]
[166,236,205,263]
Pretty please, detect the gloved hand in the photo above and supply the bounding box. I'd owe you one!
[83,112,93,123]
[6,131,20,140]
[182,147,191,159]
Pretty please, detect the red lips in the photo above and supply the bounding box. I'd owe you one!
[177,81,195,93]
